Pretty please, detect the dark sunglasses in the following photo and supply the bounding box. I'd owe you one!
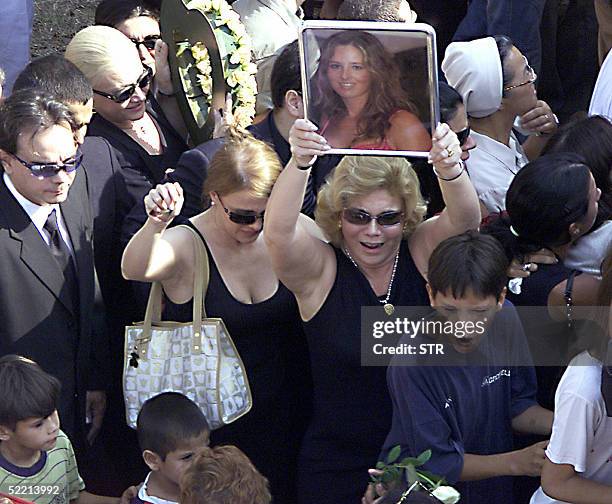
[13,148,83,178]
[93,66,153,103]
[218,196,265,225]
[130,35,160,52]
[456,126,471,147]
[343,208,404,227]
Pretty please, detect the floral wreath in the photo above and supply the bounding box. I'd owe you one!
[176,0,257,130]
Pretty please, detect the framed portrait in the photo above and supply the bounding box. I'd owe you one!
[298,21,439,157]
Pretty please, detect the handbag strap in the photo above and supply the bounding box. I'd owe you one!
[138,223,212,355]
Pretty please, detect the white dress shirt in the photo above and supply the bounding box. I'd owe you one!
[3,172,74,255]
[465,130,528,214]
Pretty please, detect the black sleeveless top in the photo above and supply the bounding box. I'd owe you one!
[164,222,307,503]
[298,240,429,503]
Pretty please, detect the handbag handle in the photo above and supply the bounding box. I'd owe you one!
[138,224,211,355]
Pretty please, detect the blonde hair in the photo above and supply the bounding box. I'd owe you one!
[65,25,140,87]
[202,128,282,204]
[180,445,271,504]
[315,156,426,247]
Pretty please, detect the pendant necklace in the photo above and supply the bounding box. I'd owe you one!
[344,247,400,315]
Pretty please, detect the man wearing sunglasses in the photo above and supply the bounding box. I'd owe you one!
[0,89,103,454]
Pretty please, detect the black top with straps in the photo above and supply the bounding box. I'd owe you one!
[164,221,309,503]
[298,240,429,504]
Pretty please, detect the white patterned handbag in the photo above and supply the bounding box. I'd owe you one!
[123,225,252,430]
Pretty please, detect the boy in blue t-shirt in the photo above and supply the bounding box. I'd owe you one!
[380,231,553,504]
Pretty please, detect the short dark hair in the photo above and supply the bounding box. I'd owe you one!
[337,0,403,22]
[439,82,463,124]
[0,355,61,430]
[494,35,515,96]
[13,54,93,105]
[428,230,509,300]
[137,392,210,460]
[482,153,592,260]
[0,89,76,156]
[270,40,301,109]
[95,0,159,26]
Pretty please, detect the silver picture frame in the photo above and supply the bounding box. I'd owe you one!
[298,20,439,158]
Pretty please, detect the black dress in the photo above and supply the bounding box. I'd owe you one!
[165,222,310,504]
[298,240,429,504]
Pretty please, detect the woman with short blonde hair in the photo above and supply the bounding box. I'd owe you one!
[264,119,481,502]
[316,156,426,247]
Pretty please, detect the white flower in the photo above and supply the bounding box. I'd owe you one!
[431,486,461,504]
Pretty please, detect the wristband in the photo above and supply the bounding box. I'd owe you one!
[433,162,465,182]
[294,155,316,170]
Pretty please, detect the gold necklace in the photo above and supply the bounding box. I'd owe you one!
[343,247,400,316]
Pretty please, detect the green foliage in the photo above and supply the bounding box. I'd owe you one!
[369,447,445,498]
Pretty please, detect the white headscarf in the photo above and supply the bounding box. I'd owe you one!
[442,37,504,118]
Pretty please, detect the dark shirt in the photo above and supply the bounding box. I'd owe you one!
[382,302,537,504]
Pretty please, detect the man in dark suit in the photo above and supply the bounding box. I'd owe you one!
[0,89,107,450]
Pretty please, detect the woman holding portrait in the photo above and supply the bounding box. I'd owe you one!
[264,120,480,503]
[313,30,431,151]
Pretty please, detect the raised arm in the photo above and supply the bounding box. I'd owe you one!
[409,123,481,276]
[264,120,335,316]
[121,182,186,283]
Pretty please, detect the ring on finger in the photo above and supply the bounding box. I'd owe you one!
[521,263,532,272]
[445,147,453,158]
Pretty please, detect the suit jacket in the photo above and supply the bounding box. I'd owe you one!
[0,169,101,440]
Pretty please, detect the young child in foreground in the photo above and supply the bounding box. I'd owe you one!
[132,392,210,504]
[0,355,120,504]
[530,252,612,504]
[180,444,271,504]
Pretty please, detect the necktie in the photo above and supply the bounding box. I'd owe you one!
[43,209,79,309]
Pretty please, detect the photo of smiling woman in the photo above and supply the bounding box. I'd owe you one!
[311,30,432,152]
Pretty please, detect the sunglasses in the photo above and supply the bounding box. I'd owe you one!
[93,66,153,103]
[343,208,404,227]
[218,196,265,225]
[456,126,471,147]
[13,148,83,178]
[130,35,160,52]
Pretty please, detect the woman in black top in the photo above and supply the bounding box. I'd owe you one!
[264,119,481,503]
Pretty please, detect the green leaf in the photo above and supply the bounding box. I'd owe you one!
[418,469,445,485]
[387,445,402,464]
[416,449,432,466]
[406,464,418,485]
[399,457,421,467]
[381,470,396,484]
[375,461,386,470]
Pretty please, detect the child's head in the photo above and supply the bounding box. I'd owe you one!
[0,355,61,451]
[426,231,509,353]
[137,392,210,485]
[180,445,271,504]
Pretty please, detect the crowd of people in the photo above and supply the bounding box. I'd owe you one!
[0,0,610,503]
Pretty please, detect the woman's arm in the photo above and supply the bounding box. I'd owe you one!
[153,40,189,141]
[387,110,432,151]
[520,100,558,160]
[541,458,612,504]
[121,182,186,283]
[264,120,335,316]
[548,274,602,322]
[409,123,482,277]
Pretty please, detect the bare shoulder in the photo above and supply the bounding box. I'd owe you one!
[389,109,422,126]
[388,109,431,150]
